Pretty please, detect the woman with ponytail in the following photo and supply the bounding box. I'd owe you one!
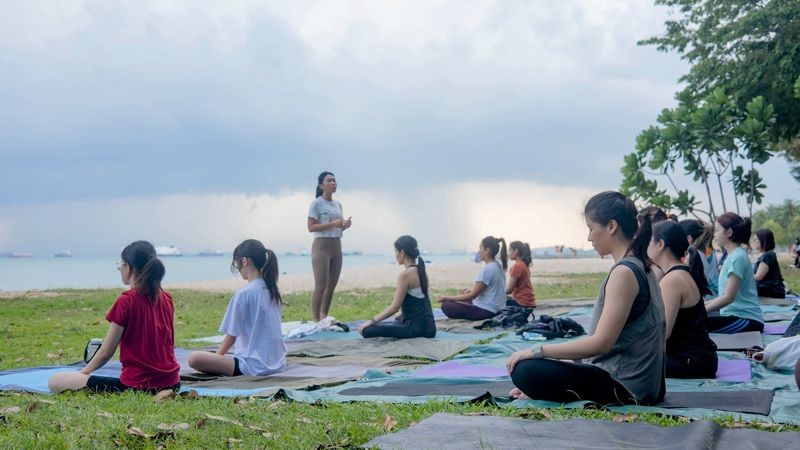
[439,236,508,320]
[705,213,764,333]
[680,219,719,297]
[188,239,286,376]
[648,221,718,378]
[507,191,665,406]
[49,241,180,394]
[358,236,436,339]
[506,241,536,308]
[308,171,351,322]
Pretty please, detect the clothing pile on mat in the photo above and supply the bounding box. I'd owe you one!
[474,306,533,330]
[518,315,586,340]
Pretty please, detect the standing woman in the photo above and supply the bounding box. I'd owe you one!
[705,213,764,333]
[307,171,351,322]
[752,229,786,298]
[648,221,718,378]
[507,192,665,406]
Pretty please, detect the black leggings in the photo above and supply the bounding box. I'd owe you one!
[511,358,637,406]
[706,315,764,334]
[86,376,181,395]
[441,301,496,321]
[362,320,436,339]
[666,353,718,379]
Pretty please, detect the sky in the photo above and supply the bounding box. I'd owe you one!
[1,0,797,256]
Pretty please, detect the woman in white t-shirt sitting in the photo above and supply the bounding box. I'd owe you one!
[188,239,286,376]
[438,236,508,320]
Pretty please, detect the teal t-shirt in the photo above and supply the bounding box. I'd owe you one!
[718,247,763,323]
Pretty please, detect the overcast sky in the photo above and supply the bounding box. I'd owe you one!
[1,1,797,256]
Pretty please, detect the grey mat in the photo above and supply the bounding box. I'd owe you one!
[760,297,794,306]
[660,390,774,416]
[339,380,516,398]
[365,413,800,450]
[286,338,471,361]
[710,331,763,351]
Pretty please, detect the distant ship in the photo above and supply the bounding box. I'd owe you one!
[155,245,182,257]
[9,252,33,258]
[54,250,73,258]
[197,249,224,257]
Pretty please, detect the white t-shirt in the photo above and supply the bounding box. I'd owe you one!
[472,261,507,313]
[219,278,286,376]
[308,197,344,238]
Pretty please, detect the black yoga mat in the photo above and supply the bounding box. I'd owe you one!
[365,413,800,450]
[660,389,774,416]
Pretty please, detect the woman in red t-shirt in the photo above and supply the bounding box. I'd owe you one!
[48,241,180,394]
[505,241,536,308]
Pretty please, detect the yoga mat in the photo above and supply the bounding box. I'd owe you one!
[364,413,800,450]
[764,312,797,322]
[286,355,428,370]
[286,338,471,361]
[710,331,763,351]
[338,380,516,398]
[763,323,790,335]
[715,359,752,382]
[659,390,774,416]
[759,297,794,306]
[409,361,508,378]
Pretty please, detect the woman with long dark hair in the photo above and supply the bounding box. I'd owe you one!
[679,219,718,297]
[505,241,535,308]
[438,236,508,320]
[705,213,764,333]
[307,171,351,322]
[506,192,665,406]
[49,241,180,394]
[358,235,436,339]
[648,221,718,378]
[752,228,786,298]
[188,239,286,376]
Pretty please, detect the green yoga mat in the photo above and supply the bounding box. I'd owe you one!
[286,338,471,361]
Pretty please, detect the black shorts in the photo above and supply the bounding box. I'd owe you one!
[233,357,243,376]
[86,376,181,395]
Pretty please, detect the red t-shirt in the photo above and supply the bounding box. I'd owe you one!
[105,289,180,389]
[509,261,536,307]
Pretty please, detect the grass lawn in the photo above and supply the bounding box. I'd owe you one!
[1,268,799,447]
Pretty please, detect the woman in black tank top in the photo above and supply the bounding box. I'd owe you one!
[358,236,436,339]
[648,221,718,378]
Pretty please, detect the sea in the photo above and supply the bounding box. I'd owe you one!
[0,253,478,291]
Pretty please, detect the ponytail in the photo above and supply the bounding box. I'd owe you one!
[480,236,508,270]
[121,241,165,303]
[394,235,429,296]
[510,241,532,267]
[231,239,281,304]
[687,247,712,296]
[499,238,507,270]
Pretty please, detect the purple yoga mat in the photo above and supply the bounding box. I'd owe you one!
[715,359,751,382]
[763,323,789,335]
[410,361,509,378]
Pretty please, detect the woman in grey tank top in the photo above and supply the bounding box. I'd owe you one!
[506,192,666,406]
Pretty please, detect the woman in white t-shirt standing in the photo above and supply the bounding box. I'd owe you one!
[187,239,286,376]
[307,171,351,322]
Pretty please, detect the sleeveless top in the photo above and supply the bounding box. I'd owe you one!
[588,256,666,405]
[400,266,436,334]
[664,266,717,358]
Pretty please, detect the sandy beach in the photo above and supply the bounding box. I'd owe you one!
[165,258,614,294]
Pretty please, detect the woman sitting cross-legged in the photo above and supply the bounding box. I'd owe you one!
[506,193,666,406]
[358,235,436,339]
[438,236,507,321]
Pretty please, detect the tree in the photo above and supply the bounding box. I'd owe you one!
[621,89,776,221]
[641,0,800,180]
[752,199,800,247]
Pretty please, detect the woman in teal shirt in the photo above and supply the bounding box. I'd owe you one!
[704,212,764,333]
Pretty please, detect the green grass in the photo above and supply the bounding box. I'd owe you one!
[1,270,798,447]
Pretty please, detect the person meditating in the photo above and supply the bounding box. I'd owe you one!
[438,236,507,321]
[506,192,666,406]
[358,235,436,339]
[648,220,718,379]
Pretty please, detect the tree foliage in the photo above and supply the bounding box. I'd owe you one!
[621,88,776,221]
[641,0,800,178]
[752,199,800,247]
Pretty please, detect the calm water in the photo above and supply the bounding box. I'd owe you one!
[0,254,476,291]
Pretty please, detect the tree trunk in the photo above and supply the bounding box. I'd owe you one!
[711,159,728,212]
[730,153,741,215]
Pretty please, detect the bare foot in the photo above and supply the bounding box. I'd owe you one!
[509,387,530,400]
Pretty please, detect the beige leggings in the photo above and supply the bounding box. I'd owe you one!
[311,237,342,321]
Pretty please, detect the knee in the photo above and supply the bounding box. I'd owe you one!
[510,359,542,387]
[187,351,204,370]
[48,373,64,393]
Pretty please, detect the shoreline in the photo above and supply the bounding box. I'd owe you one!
[0,258,614,298]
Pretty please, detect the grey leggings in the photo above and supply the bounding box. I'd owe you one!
[311,237,342,321]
